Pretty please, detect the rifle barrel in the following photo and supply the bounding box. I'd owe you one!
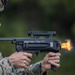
[0,38,27,41]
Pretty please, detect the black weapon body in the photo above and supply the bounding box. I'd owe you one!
[0,37,61,52]
[0,31,61,71]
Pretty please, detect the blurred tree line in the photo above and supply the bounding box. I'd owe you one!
[0,0,75,75]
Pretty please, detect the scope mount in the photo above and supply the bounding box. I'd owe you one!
[28,31,56,38]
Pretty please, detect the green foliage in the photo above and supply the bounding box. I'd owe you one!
[0,0,75,75]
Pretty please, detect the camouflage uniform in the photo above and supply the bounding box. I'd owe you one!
[0,52,46,75]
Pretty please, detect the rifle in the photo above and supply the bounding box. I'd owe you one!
[0,31,72,71]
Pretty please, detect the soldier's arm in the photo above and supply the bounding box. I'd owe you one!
[0,57,16,75]
[27,61,46,75]
[16,61,46,75]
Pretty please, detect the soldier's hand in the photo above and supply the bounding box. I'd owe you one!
[41,52,61,73]
[8,52,32,69]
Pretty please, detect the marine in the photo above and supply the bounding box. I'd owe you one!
[0,0,61,75]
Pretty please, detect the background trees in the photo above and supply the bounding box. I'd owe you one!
[0,0,75,75]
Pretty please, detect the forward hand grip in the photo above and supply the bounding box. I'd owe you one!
[51,65,57,71]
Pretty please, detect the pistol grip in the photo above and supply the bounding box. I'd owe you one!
[51,65,57,71]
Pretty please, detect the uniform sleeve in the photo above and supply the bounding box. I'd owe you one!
[0,57,17,75]
[0,58,47,75]
[16,61,47,75]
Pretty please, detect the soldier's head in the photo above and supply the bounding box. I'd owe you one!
[0,0,8,12]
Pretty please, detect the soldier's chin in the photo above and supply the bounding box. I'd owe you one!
[0,5,4,12]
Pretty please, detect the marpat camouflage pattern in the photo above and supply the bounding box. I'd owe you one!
[0,52,42,75]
